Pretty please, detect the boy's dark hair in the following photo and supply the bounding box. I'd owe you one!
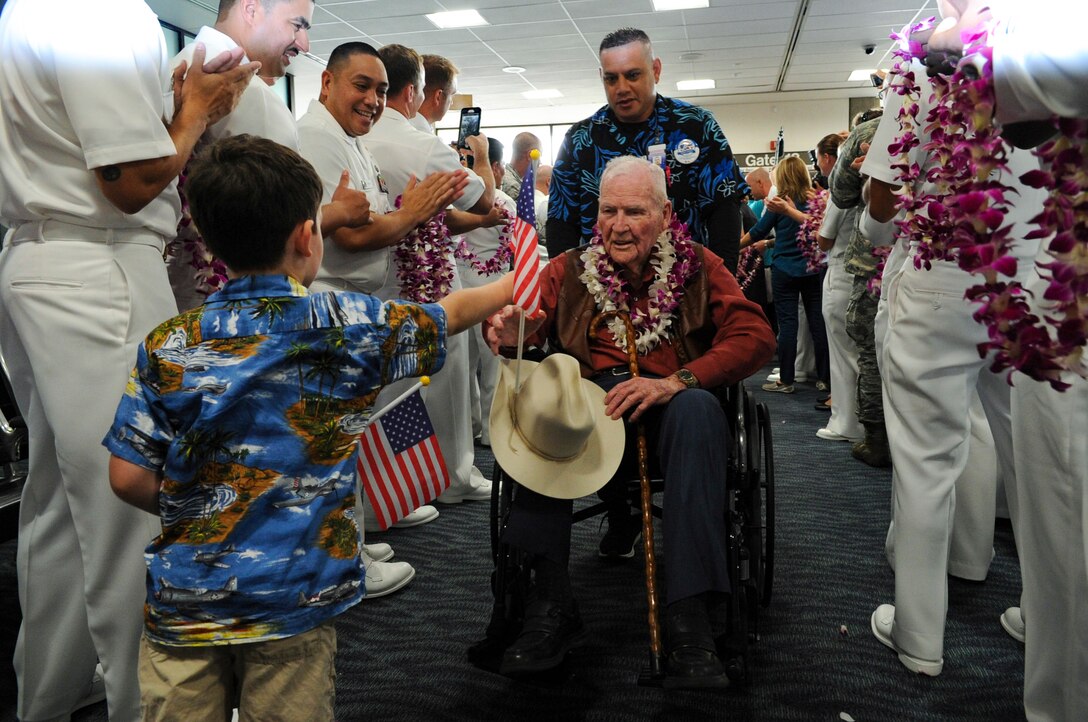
[185,134,322,273]
[328,41,380,75]
[599,27,651,54]
[378,44,423,98]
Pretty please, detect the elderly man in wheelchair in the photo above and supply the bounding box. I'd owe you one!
[484,155,775,687]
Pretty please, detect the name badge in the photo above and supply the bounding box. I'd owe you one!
[674,138,700,165]
[647,143,667,169]
[376,171,389,195]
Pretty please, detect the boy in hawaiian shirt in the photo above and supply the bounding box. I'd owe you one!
[103,134,514,721]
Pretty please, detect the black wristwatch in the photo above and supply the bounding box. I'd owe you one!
[673,368,700,389]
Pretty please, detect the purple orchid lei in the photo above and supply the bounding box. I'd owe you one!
[735,246,763,291]
[866,246,894,297]
[798,188,829,273]
[453,200,515,276]
[393,195,453,303]
[170,167,230,297]
[887,18,1088,388]
[578,216,701,355]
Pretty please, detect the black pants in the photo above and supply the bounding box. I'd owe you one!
[502,373,733,604]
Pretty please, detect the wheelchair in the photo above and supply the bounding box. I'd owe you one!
[468,378,775,686]
[0,350,28,542]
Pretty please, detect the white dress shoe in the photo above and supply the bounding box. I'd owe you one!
[363,542,394,563]
[870,604,943,676]
[363,504,439,532]
[1000,606,1025,643]
[816,427,858,442]
[436,468,492,504]
[363,556,415,598]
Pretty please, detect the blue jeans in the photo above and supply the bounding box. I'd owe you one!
[771,268,829,385]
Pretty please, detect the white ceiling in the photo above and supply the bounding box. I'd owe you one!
[150,0,937,121]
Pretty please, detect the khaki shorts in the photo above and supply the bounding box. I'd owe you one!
[139,622,337,722]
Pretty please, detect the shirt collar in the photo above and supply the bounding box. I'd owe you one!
[208,275,309,303]
[304,99,356,144]
[593,93,666,128]
[195,26,249,64]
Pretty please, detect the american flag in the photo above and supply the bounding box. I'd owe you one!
[356,389,450,530]
[512,162,542,315]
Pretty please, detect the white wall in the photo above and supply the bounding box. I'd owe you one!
[700,97,850,159]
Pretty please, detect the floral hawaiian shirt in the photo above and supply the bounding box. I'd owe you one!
[104,275,446,646]
[548,94,748,257]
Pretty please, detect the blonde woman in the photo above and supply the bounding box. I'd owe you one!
[740,155,829,393]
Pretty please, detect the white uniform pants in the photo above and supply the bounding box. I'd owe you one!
[885,393,997,581]
[881,259,1016,662]
[0,240,172,722]
[794,300,815,377]
[457,265,498,447]
[1013,373,1088,722]
[821,253,862,438]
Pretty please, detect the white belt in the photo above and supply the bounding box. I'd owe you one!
[8,219,166,249]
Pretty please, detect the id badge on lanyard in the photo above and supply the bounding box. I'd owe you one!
[646,143,671,186]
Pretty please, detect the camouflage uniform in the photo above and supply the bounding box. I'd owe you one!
[832,118,883,426]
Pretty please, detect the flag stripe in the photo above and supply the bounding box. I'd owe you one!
[393,450,423,509]
[372,426,414,517]
[358,434,398,529]
[364,429,408,527]
[402,447,430,504]
[419,437,450,498]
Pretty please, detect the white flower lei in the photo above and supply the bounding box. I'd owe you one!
[578,220,699,355]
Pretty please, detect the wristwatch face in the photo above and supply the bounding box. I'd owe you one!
[676,369,699,388]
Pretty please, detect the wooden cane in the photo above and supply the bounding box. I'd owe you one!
[590,310,665,680]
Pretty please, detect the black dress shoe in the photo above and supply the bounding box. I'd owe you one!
[664,599,729,689]
[598,511,642,561]
[499,599,585,675]
[814,401,832,411]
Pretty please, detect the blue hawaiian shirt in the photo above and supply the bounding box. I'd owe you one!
[547,95,748,258]
[104,275,446,646]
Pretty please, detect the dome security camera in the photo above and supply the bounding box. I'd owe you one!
[864,43,876,55]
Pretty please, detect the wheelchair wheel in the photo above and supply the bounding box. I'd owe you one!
[757,402,775,607]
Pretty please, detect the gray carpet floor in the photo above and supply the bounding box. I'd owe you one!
[0,369,1025,721]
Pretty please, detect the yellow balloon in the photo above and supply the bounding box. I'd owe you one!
[530,149,541,160]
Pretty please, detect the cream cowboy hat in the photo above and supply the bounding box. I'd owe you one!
[489,354,626,499]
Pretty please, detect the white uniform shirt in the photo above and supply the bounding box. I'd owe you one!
[408,113,434,134]
[361,108,485,210]
[0,0,179,242]
[862,61,1044,268]
[456,189,516,288]
[298,99,393,293]
[170,26,299,151]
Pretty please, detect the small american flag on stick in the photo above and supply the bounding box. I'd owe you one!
[511,154,542,316]
[357,384,449,530]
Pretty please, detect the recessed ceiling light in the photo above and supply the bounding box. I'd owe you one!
[653,0,709,10]
[848,68,877,82]
[522,89,562,100]
[677,79,715,91]
[503,65,526,74]
[425,10,488,29]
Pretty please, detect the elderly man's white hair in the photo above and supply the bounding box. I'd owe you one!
[599,156,667,207]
